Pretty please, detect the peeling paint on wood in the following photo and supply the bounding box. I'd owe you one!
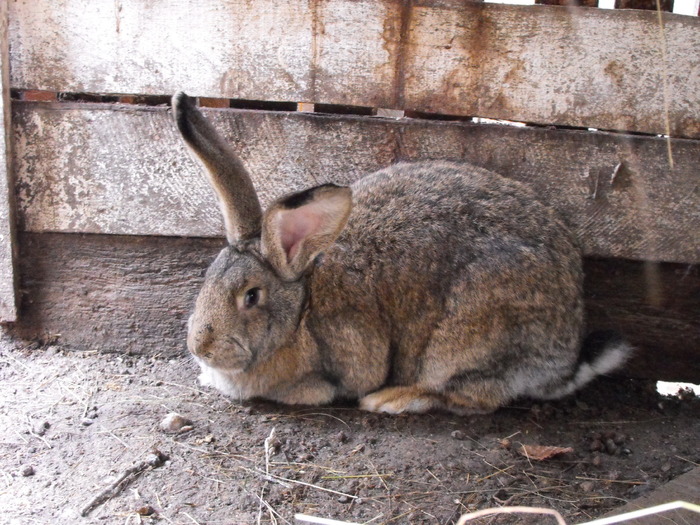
[7,0,700,137]
[0,0,17,322]
[12,102,700,264]
[11,233,699,382]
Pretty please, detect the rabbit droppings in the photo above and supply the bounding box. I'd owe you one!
[173,92,631,415]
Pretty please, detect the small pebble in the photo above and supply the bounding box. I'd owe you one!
[34,421,51,436]
[337,495,351,504]
[461,440,475,451]
[590,439,603,452]
[136,505,156,516]
[580,481,595,492]
[21,465,35,477]
[605,438,618,455]
[146,450,169,467]
[159,413,193,434]
[451,430,465,441]
[81,418,94,427]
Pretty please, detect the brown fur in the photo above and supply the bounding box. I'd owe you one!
[173,92,630,415]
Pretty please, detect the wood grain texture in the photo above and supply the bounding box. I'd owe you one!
[13,102,700,264]
[583,258,700,382]
[11,233,216,356]
[600,468,700,524]
[11,233,699,382]
[0,0,17,322]
[615,0,673,11]
[8,0,700,137]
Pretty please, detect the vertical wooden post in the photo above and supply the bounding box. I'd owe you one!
[0,0,17,322]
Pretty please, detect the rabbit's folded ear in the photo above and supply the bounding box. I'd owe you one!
[262,185,352,280]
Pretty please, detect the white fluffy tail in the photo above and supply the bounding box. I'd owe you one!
[542,332,633,400]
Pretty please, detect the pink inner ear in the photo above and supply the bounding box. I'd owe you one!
[279,209,320,262]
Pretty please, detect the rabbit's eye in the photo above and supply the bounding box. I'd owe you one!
[244,287,261,309]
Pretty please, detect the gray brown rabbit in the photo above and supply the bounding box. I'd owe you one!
[173,92,631,415]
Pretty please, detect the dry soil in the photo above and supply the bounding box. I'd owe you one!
[0,335,698,525]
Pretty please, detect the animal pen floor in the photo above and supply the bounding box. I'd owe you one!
[0,334,698,525]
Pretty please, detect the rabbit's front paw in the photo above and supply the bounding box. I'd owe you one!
[275,376,337,406]
[359,387,444,414]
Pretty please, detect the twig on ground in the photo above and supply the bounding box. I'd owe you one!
[287,411,352,429]
[248,467,358,500]
[264,426,277,477]
[254,487,290,525]
[475,463,514,483]
[674,454,700,467]
[575,476,646,486]
[295,514,359,525]
[96,424,131,449]
[321,473,391,481]
[80,450,168,517]
[27,429,52,449]
[182,511,202,525]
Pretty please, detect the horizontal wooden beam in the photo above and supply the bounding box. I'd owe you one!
[11,233,699,383]
[13,102,700,264]
[8,1,700,137]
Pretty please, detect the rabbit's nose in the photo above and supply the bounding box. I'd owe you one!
[188,323,215,359]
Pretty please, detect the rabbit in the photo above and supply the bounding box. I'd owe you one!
[172,91,631,415]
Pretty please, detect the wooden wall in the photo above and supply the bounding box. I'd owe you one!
[0,0,16,322]
[1,0,699,381]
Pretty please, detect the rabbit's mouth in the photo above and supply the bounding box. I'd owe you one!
[189,332,253,370]
[193,352,250,373]
[195,358,248,399]
[187,321,254,369]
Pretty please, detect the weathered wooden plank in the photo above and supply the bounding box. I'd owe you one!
[537,0,599,6]
[13,102,700,264]
[8,1,700,137]
[615,0,674,11]
[403,2,700,138]
[11,233,211,355]
[583,257,700,382]
[0,0,17,322]
[6,0,397,112]
[11,232,700,383]
[600,468,700,524]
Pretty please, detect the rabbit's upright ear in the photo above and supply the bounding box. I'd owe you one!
[262,185,352,280]
[172,92,262,242]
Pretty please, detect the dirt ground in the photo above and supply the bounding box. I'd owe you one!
[1,333,698,525]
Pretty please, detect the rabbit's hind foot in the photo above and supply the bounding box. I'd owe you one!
[359,386,498,415]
